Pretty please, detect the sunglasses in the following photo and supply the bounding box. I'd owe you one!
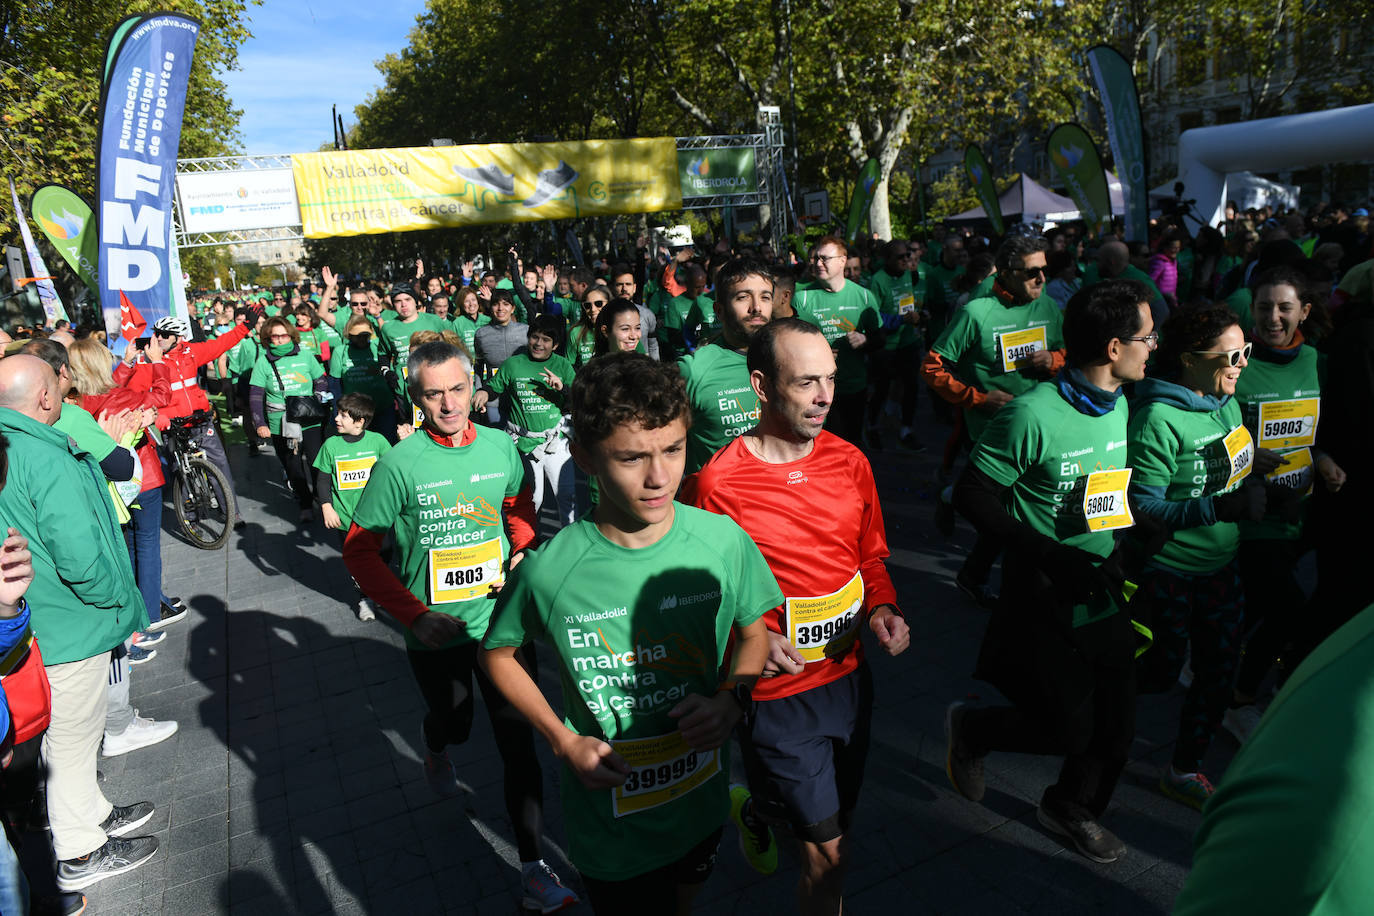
[1012,265,1047,278]
[1190,343,1252,367]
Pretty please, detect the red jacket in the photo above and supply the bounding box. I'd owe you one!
[119,322,250,428]
[79,362,172,492]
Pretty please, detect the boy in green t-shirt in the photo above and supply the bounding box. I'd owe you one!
[312,392,398,620]
[481,353,780,911]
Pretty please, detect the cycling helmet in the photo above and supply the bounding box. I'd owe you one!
[152,316,190,337]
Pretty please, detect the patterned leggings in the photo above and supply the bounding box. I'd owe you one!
[1136,560,1245,773]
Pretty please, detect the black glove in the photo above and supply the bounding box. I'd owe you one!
[1267,483,1305,525]
[1213,483,1267,522]
[1042,544,1112,606]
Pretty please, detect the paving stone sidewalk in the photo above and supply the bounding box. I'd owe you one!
[76,412,1226,915]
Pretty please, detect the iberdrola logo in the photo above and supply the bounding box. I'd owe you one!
[1052,144,1084,170]
[38,208,84,240]
[688,157,709,176]
[968,164,983,185]
[862,174,876,194]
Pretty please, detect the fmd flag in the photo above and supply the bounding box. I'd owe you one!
[1046,124,1112,233]
[963,145,1004,236]
[96,12,200,352]
[1086,45,1148,243]
[845,159,881,244]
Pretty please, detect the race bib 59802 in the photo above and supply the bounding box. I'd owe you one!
[1083,468,1134,532]
[787,571,864,663]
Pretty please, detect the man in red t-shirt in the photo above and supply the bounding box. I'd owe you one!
[683,317,910,916]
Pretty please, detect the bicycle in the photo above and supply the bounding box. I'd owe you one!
[162,409,236,550]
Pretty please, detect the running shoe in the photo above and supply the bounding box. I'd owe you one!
[944,701,986,802]
[99,802,155,838]
[729,784,778,874]
[148,599,187,631]
[127,644,156,666]
[519,860,578,913]
[521,161,578,208]
[1223,704,1263,745]
[130,629,165,648]
[1159,767,1214,811]
[56,836,159,892]
[452,163,515,197]
[935,488,956,538]
[421,723,461,797]
[103,713,178,757]
[1036,804,1126,864]
[900,432,928,452]
[357,597,377,622]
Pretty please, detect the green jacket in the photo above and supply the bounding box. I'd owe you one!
[0,408,145,664]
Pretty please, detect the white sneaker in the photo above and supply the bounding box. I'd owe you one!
[1223,704,1263,745]
[103,713,179,757]
[357,597,376,621]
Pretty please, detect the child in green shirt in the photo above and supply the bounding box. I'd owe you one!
[312,392,401,620]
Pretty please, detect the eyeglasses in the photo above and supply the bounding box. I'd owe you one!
[1190,343,1252,366]
[810,254,846,264]
[1122,332,1159,348]
[1012,265,1047,278]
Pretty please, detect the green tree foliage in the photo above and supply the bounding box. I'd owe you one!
[0,0,255,303]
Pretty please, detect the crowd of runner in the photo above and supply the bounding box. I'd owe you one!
[0,195,1371,914]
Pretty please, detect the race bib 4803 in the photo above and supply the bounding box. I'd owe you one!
[428,538,503,604]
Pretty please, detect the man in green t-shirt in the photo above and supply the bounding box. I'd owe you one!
[922,235,1067,603]
[377,286,447,370]
[677,256,775,474]
[866,239,928,451]
[480,353,777,910]
[478,315,578,529]
[660,263,712,360]
[342,340,578,914]
[943,279,1156,865]
[793,236,884,448]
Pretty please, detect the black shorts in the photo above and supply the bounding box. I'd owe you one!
[739,663,873,844]
[580,826,722,915]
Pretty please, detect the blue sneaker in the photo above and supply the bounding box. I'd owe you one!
[127,644,156,665]
[131,630,165,648]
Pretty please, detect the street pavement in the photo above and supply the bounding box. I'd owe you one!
[75,406,1229,915]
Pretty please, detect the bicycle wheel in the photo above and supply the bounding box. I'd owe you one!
[172,457,236,549]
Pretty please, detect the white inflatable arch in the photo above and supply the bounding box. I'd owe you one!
[1176,102,1374,228]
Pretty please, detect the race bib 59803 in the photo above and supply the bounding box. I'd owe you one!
[1258,398,1319,450]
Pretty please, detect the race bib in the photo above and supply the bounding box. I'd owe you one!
[999,326,1048,372]
[611,731,720,818]
[335,456,376,491]
[1083,469,1134,532]
[1265,447,1314,497]
[1223,425,1255,491]
[1258,398,1319,450]
[428,538,503,604]
[898,292,916,315]
[787,571,864,664]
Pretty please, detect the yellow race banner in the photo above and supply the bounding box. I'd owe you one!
[292,138,683,238]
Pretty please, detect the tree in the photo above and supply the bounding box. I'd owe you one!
[1,0,254,302]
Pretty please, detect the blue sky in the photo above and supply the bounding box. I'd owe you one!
[223,0,429,156]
